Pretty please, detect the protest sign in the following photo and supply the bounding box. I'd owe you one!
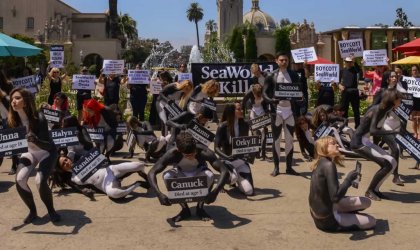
[128,70,150,84]
[85,127,105,142]
[396,130,420,162]
[165,176,208,203]
[177,73,193,82]
[403,76,420,98]
[50,45,64,68]
[266,132,273,144]
[117,122,127,134]
[250,114,271,131]
[41,108,61,124]
[274,83,303,100]
[72,74,96,90]
[202,98,217,111]
[49,127,79,147]
[0,127,28,157]
[338,39,364,58]
[232,136,261,155]
[11,75,38,94]
[394,102,411,123]
[314,64,340,83]
[187,120,215,146]
[102,60,124,75]
[164,102,183,119]
[314,122,334,140]
[362,50,388,66]
[72,148,106,183]
[150,81,162,95]
[291,47,318,63]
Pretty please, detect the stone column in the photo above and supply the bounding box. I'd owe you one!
[333,32,340,64]
[364,30,372,50]
[387,30,393,61]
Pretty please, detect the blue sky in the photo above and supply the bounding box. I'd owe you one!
[62,0,420,49]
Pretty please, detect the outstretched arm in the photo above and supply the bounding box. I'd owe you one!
[200,148,229,204]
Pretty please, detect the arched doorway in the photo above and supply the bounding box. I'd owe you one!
[258,53,275,62]
[83,53,103,77]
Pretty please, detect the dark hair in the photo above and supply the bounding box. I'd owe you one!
[333,104,343,112]
[63,115,81,129]
[380,88,403,110]
[311,108,328,128]
[221,103,236,136]
[0,70,13,94]
[275,51,289,59]
[8,87,38,131]
[159,71,173,83]
[176,131,196,154]
[295,116,312,151]
[198,106,213,120]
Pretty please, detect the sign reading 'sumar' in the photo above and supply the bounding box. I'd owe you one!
[191,62,278,97]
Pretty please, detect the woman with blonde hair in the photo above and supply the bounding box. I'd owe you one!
[309,136,376,232]
[187,79,219,115]
[46,68,64,105]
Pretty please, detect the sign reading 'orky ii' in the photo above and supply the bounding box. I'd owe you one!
[0,127,28,157]
[232,136,261,155]
[49,127,79,147]
[250,114,271,131]
[72,148,106,183]
[274,83,303,100]
[165,176,208,203]
[396,130,420,162]
[186,120,215,146]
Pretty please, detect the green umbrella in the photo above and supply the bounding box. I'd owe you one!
[0,32,42,57]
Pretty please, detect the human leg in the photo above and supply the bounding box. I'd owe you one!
[350,92,360,128]
[163,168,191,222]
[284,115,298,175]
[15,154,38,223]
[271,114,283,176]
[335,196,372,212]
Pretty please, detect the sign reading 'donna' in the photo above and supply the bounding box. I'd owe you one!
[187,120,215,146]
[274,83,303,100]
[314,64,340,83]
[72,148,106,183]
[396,130,420,162]
[362,49,388,66]
[50,45,64,68]
[49,127,79,147]
[11,75,38,94]
[291,47,318,63]
[165,176,208,203]
[128,70,150,84]
[85,127,105,142]
[102,60,125,75]
[338,39,364,58]
[402,76,420,98]
[72,74,96,90]
[0,127,28,157]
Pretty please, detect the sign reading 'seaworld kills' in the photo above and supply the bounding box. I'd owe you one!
[396,130,420,162]
[12,75,38,94]
[314,122,333,140]
[41,108,61,123]
[85,127,105,142]
[128,70,150,84]
[50,45,64,68]
[314,64,340,83]
[0,127,28,157]
[202,98,217,111]
[72,74,96,90]
[187,120,215,146]
[250,114,271,130]
[164,102,183,119]
[165,176,208,203]
[394,102,411,123]
[72,148,106,183]
[49,127,79,147]
[274,83,303,100]
[232,136,261,155]
[338,39,364,58]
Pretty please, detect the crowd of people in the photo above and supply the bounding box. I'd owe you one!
[0,49,418,233]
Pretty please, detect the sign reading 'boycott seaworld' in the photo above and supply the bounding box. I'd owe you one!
[165,176,208,203]
[0,127,28,157]
[12,75,38,94]
[191,62,278,97]
[49,127,79,147]
[338,39,364,58]
[186,120,215,146]
[72,148,106,183]
[314,64,340,83]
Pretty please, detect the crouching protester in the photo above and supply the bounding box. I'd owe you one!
[309,136,376,232]
[147,131,228,222]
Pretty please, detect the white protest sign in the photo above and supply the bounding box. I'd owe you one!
[291,47,318,63]
[12,75,38,93]
[402,76,420,98]
[338,39,364,58]
[50,45,64,68]
[150,81,162,95]
[314,64,340,83]
[128,70,150,84]
[72,74,96,90]
[362,50,388,66]
[177,73,192,82]
[102,60,124,75]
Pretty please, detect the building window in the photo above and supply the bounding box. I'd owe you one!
[26,17,34,29]
[0,17,3,30]
[371,31,387,50]
[349,31,363,40]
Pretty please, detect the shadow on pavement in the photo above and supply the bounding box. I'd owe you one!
[382,190,420,203]
[348,219,389,240]
[224,187,282,201]
[0,181,14,193]
[110,189,155,204]
[400,174,420,184]
[12,209,92,235]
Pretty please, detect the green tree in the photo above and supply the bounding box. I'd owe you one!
[121,39,152,65]
[228,26,244,61]
[275,28,292,56]
[186,2,204,48]
[205,19,216,33]
[394,8,413,28]
[245,27,257,61]
[118,13,138,48]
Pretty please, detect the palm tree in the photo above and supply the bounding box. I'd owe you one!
[206,19,216,33]
[118,13,138,48]
[186,2,204,48]
[109,0,119,38]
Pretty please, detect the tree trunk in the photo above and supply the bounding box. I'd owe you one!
[195,21,200,49]
[109,0,119,39]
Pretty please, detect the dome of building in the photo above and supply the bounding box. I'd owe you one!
[243,0,276,32]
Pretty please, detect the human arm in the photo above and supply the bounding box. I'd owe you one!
[241,89,253,112]
[200,148,229,204]
[262,75,278,104]
[322,159,358,203]
[369,107,398,136]
[166,111,192,130]
[213,123,234,160]
[159,83,178,103]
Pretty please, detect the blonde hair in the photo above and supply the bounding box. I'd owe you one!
[311,136,344,171]
[201,79,219,97]
[176,80,193,109]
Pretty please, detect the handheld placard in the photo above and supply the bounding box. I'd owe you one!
[202,98,217,111]
[165,176,208,203]
[186,120,215,146]
[72,148,106,183]
[164,102,183,119]
[85,127,105,143]
[0,127,28,157]
[117,122,127,134]
[313,122,333,140]
[274,83,303,100]
[396,130,420,162]
[250,114,271,131]
[126,130,136,147]
[232,136,261,163]
[41,108,61,124]
[49,127,79,147]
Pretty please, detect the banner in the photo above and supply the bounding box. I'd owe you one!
[50,45,64,68]
[177,73,193,82]
[11,75,38,94]
[128,70,150,84]
[116,122,127,134]
[394,102,411,123]
[291,47,318,63]
[202,98,217,111]
[186,120,215,146]
[72,148,106,183]
[85,127,105,142]
[338,39,364,58]
[165,176,208,203]
[314,122,334,140]
[250,114,271,131]
[102,60,124,75]
[396,130,420,162]
[41,108,61,124]
[149,81,162,95]
[0,127,28,157]
[314,64,340,83]
[191,62,277,97]
[72,74,96,90]
[49,127,79,147]
[402,76,420,98]
[362,50,388,66]
[274,83,303,100]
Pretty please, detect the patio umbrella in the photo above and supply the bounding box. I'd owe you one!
[391,56,420,65]
[0,32,41,57]
[393,38,420,53]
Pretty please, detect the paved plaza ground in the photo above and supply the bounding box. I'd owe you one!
[1,123,420,250]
